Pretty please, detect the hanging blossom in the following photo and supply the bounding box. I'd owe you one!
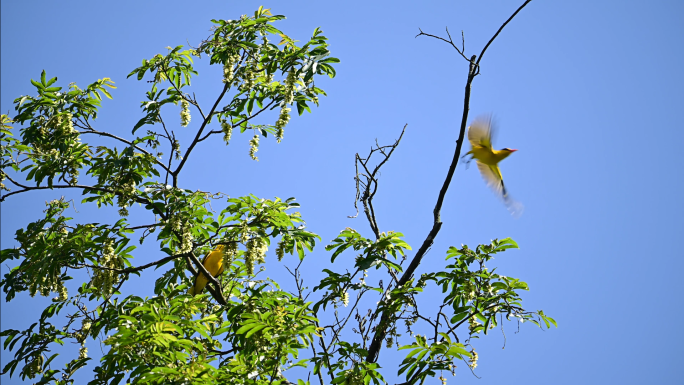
[179,225,194,254]
[223,53,241,84]
[75,318,91,360]
[222,242,238,269]
[341,290,350,307]
[275,106,290,143]
[221,119,233,145]
[180,99,191,127]
[92,239,123,296]
[24,353,43,378]
[249,134,260,161]
[56,281,68,302]
[468,315,481,334]
[468,348,479,369]
[245,236,268,275]
[239,65,256,93]
[116,181,137,217]
[283,70,298,105]
[275,236,288,261]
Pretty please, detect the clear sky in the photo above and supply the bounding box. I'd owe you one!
[2,1,683,383]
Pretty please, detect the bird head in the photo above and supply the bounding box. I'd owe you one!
[498,148,517,161]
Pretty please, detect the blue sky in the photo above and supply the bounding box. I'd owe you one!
[2,1,683,383]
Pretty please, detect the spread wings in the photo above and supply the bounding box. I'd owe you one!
[467,114,496,149]
[475,161,524,217]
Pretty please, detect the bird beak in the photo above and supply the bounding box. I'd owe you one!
[509,149,518,152]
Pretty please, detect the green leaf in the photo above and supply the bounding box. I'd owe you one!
[31,79,45,90]
[494,237,519,251]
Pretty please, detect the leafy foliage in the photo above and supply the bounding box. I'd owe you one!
[1,6,552,385]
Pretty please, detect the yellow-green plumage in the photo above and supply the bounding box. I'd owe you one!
[465,115,522,216]
[188,245,226,296]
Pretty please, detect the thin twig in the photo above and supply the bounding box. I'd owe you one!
[173,82,231,181]
[476,0,533,71]
[78,129,171,174]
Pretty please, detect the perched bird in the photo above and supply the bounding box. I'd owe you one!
[188,245,226,296]
[464,114,523,216]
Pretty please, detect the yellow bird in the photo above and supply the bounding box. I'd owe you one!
[464,115,523,216]
[188,245,226,296]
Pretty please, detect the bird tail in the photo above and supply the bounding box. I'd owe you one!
[500,180,523,218]
[502,192,524,218]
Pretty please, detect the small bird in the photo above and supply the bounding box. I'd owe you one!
[188,245,226,296]
[464,114,523,216]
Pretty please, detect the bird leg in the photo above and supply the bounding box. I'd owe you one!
[461,153,473,169]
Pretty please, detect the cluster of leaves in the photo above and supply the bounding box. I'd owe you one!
[308,232,554,384]
[1,6,552,385]
[2,71,115,188]
[437,239,556,333]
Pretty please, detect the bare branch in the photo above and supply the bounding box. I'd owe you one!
[416,27,471,63]
[476,0,533,70]
[351,124,407,239]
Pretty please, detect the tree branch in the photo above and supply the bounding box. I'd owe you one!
[78,129,171,174]
[197,99,278,143]
[476,0,533,70]
[172,82,231,181]
[365,0,533,363]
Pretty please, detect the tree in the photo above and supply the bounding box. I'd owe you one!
[1,3,554,384]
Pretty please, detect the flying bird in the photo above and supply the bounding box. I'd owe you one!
[188,245,226,296]
[464,115,523,217]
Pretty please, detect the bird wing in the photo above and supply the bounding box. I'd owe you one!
[476,161,505,196]
[189,246,225,296]
[475,161,524,217]
[468,115,496,149]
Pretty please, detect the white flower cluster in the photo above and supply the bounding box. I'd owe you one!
[245,236,268,275]
[79,345,88,359]
[222,53,241,85]
[468,348,479,369]
[92,239,122,296]
[116,181,136,217]
[24,353,44,379]
[275,106,290,143]
[76,318,91,343]
[56,112,75,134]
[179,225,194,254]
[283,70,298,105]
[180,99,191,127]
[468,315,481,334]
[56,282,68,302]
[222,242,238,269]
[30,113,81,184]
[249,134,260,161]
[341,290,350,307]
[29,273,67,299]
[221,119,233,145]
[239,66,256,93]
